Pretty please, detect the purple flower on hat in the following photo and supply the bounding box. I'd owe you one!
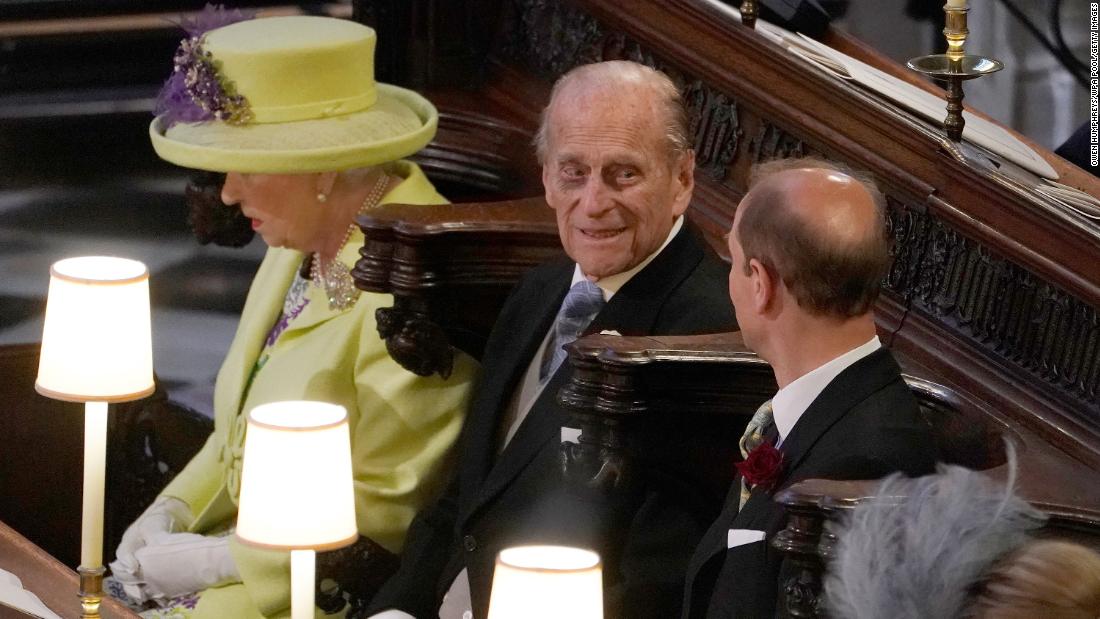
[155,4,256,129]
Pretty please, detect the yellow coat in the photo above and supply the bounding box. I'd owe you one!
[160,162,477,618]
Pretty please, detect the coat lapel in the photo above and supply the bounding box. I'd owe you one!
[774,348,899,481]
[214,247,299,422]
[686,476,743,580]
[458,264,572,516]
[463,226,706,523]
[587,225,702,337]
[682,349,901,618]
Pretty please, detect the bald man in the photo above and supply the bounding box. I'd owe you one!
[681,159,938,619]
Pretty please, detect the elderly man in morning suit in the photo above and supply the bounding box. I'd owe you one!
[366,60,738,619]
[681,159,939,619]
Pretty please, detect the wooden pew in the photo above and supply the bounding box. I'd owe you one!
[6,0,1097,613]
[353,0,1100,616]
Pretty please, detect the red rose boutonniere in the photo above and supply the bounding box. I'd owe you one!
[736,441,785,493]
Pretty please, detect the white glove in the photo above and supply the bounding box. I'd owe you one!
[131,532,240,601]
[115,496,193,562]
[109,497,194,602]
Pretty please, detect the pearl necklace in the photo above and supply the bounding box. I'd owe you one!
[310,171,390,311]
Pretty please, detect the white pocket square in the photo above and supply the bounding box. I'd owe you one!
[727,528,766,548]
[599,330,622,336]
[561,427,582,444]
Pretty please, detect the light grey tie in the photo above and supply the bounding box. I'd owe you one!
[539,280,605,382]
[738,399,774,510]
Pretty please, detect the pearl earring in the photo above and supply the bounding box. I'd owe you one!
[316,192,328,203]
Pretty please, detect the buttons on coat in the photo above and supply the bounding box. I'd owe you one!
[463,535,477,552]
[224,413,248,500]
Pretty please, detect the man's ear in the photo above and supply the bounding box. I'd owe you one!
[748,258,775,315]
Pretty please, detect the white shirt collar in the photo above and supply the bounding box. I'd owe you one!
[571,216,684,301]
[771,335,882,445]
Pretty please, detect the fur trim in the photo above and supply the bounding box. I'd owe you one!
[823,443,1045,619]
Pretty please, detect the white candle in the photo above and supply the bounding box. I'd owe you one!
[946,0,967,8]
[80,401,108,569]
[291,549,315,619]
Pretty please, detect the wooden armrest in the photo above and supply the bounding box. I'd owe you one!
[557,331,769,497]
[0,520,138,618]
[353,197,564,377]
[562,331,774,417]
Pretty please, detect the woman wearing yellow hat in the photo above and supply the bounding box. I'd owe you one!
[106,11,477,619]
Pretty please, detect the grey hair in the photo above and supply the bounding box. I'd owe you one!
[532,60,691,164]
[335,164,388,184]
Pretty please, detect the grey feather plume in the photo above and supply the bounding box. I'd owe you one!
[822,442,1045,619]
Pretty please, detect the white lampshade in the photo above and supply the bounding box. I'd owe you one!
[36,256,154,402]
[487,545,603,619]
[236,401,359,550]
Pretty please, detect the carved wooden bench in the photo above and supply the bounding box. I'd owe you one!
[557,330,1100,618]
[355,197,563,376]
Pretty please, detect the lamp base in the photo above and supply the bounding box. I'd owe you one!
[78,565,106,619]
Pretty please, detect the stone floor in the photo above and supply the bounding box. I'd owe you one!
[0,171,264,418]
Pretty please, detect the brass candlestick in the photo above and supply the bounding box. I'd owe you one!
[78,566,105,619]
[908,3,1002,142]
[741,0,758,29]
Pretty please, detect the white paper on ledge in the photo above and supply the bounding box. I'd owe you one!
[0,568,62,619]
[754,21,1059,180]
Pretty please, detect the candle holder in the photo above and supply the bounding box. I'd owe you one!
[907,2,1003,142]
[36,256,154,619]
[78,567,106,619]
[740,0,758,29]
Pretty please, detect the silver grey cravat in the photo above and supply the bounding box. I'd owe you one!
[539,280,605,382]
[738,399,775,510]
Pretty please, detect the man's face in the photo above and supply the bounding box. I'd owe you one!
[541,85,693,279]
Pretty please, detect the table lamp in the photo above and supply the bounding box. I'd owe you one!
[35,256,154,618]
[487,545,603,619]
[236,401,359,619]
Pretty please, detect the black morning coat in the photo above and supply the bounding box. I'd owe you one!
[367,224,739,619]
[681,347,939,619]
